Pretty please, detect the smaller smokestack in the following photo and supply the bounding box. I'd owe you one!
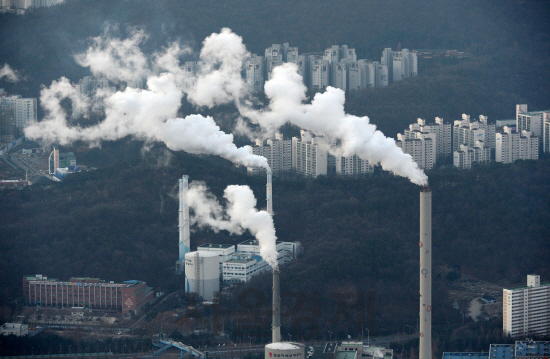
[267,171,273,215]
[178,175,190,274]
[272,268,281,343]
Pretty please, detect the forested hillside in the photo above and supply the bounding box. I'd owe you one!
[1,150,549,334]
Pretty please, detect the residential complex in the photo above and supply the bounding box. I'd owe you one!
[1,0,65,12]
[23,274,153,314]
[453,142,490,169]
[516,104,550,138]
[453,114,495,152]
[247,132,373,178]
[503,275,550,337]
[396,133,435,170]
[496,127,539,164]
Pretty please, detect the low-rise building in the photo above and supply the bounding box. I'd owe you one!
[1,323,28,336]
[23,274,153,314]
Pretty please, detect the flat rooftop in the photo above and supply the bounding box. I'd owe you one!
[504,282,550,291]
[198,243,235,249]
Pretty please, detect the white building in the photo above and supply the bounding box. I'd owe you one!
[0,95,37,131]
[545,115,550,153]
[245,55,265,91]
[312,59,331,90]
[453,142,490,169]
[1,323,28,336]
[381,48,394,84]
[503,274,550,337]
[453,114,495,152]
[196,243,235,273]
[184,251,219,301]
[293,133,328,177]
[335,155,374,176]
[516,104,550,138]
[247,133,294,175]
[495,127,539,164]
[222,253,271,284]
[391,49,417,83]
[396,132,436,170]
[411,117,452,158]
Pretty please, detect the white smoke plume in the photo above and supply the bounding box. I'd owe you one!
[186,28,250,107]
[74,27,150,83]
[0,64,20,82]
[24,28,268,170]
[187,182,279,269]
[238,63,428,186]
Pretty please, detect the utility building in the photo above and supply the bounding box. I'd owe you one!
[503,275,550,337]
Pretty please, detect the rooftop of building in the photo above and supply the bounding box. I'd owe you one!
[198,243,234,249]
[239,239,283,246]
[24,275,147,287]
[225,253,263,264]
[336,351,357,359]
[504,281,550,291]
[521,110,550,116]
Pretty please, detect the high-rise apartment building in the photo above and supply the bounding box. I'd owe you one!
[293,133,328,177]
[516,104,550,138]
[335,154,373,176]
[0,103,16,142]
[396,133,435,170]
[391,49,417,83]
[544,114,550,153]
[495,127,539,164]
[245,55,265,91]
[503,275,550,337]
[247,133,293,175]
[311,59,331,90]
[404,117,451,158]
[453,142,490,169]
[453,114,495,152]
[0,95,37,132]
[381,48,394,84]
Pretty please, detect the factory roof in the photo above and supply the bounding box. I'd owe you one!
[336,351,357,359]
[266,342,302,350]
[198,243,234,249]
[238,239,283,246]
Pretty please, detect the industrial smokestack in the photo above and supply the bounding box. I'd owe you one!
[177,175,190,275]
[419,186,432,359]
[267,171,273,215]
[272,268,281,343]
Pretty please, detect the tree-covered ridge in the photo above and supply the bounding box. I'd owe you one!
[1,149,548,333]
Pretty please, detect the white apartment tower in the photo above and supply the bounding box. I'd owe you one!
[245,55,265,91]
[396,133,435,170]
[391,49,417,83]
[453,142,490,169]
[381,48,394,84]
[335,155,374,176]
[312,59,330,90]
[453,114,496,152]
[293,133,328,177]
[503,274,550,337]
[516,104,550,138]
[0,95,37,131]
[405,117,451,158]
[247,133,293,175]
[544,114,550,153]
[495,127,539,164]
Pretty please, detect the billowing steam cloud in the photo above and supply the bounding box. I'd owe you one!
[0,64,20,82]
[24,28,268,170]
[24,26,425,184]
[187,182,279,269]
[239,63,428,185]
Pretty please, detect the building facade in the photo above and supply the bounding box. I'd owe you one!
[23,274,153,314]
[1,323,28,336]
[516,104,550,138]
[396,134,435,170]
[0,103,16,142]
[453,142,490,169]
[0,95,37,132]
[453,114,495,152]
[503,275,550,337]
[495,127,539,164]
[335,154,374,176]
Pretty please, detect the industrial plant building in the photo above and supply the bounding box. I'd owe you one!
[503,275,550,337]
[23,274,153,314]
[1,323,28,336]
[445,340,550,359]
[197,240,301,285]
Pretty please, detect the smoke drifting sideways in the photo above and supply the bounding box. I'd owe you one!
[23,28,269,170]
[187,182,279,269]
[238,64,428,186]
[0,64,20,82]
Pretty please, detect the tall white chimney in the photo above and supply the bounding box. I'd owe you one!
[272,268,281,343]
[267,171,273,215]
[419,186,432,359]
[177,175,190,275]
